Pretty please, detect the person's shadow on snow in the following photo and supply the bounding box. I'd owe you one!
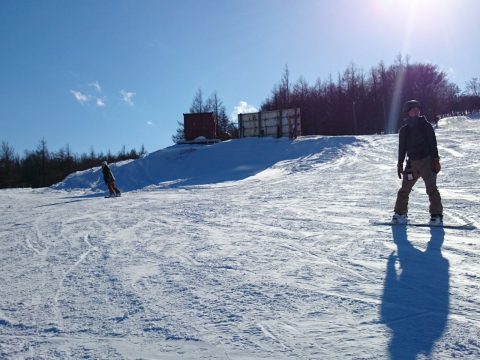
[381,226,449,360]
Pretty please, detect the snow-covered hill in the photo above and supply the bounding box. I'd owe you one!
[1,116,479,359]
[53,135,361,192]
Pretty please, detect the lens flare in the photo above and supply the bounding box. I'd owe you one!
[382,0,454,132]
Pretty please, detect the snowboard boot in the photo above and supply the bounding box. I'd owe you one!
[392,213,408,224]
[429,214,443,226]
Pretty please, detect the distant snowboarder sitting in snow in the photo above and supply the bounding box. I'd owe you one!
[392,100,443,225]
[101,161,121,197]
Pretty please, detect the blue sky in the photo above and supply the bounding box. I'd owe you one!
[1,0,479,155]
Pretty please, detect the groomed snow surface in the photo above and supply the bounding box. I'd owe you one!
[1,116,479,359]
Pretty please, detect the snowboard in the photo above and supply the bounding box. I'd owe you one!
[370,220,476,230]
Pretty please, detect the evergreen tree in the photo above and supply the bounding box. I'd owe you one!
[171,121,185,143]
[0,141,16,188]
[0,140,145,189]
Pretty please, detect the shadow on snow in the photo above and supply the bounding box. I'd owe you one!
[34,193,106,208]
[381,226,449,360]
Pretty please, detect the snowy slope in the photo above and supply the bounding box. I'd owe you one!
[53,136,361,192]
[1,117,479,359]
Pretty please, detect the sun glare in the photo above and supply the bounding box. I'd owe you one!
[381,0,454,132]
[374,0,456,132]
[375,0,452,30]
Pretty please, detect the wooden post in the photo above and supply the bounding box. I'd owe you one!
[258,111,262,137]
[238,113,243,138]
[278,109,283,138]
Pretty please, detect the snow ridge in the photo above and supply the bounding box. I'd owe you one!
[53,136,363,192]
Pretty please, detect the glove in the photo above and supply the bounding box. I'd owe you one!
[397,163,403,179]
[432,158,441,173]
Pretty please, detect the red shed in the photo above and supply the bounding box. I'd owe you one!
[183,112,217,141]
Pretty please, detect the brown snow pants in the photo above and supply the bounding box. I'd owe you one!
[394,156,443,216]
[107,181,121,195]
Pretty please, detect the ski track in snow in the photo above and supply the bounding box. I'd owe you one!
[1,117,480,359]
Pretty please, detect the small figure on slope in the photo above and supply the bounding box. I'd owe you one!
[101,161,121,197]
[392,100,443,225]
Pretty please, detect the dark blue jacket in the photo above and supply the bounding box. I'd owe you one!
[102,165,115,183]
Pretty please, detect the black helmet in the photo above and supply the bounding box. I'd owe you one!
[403,100,421,113]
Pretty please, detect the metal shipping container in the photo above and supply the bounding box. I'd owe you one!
[183,112,217,141]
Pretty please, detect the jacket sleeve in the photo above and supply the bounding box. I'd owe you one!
[423,119,440,159]
[398,127,407,164]
[102,168,108,182]
[102,167,115,182]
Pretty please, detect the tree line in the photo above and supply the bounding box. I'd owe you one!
[261,55,480,135]
[0,140,146,189]
[174,55,480,142]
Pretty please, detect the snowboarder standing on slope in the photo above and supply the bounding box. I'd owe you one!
[392,100,443,225]
[101,161,121,197]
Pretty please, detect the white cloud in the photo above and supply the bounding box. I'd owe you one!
[120,90,136,106]
[96,98,106,107]
[89,81,102,93]
[70,90,90,105]
[146,121,154,126]
[230,101,258,121]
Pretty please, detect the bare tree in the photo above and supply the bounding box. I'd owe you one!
[465,77,480,96]
[189,88,205,113]
[280,64,291,106]
[173,89,237,142]
[260,56,462,135]
[205,91,230,137]
[37,138,49,187]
